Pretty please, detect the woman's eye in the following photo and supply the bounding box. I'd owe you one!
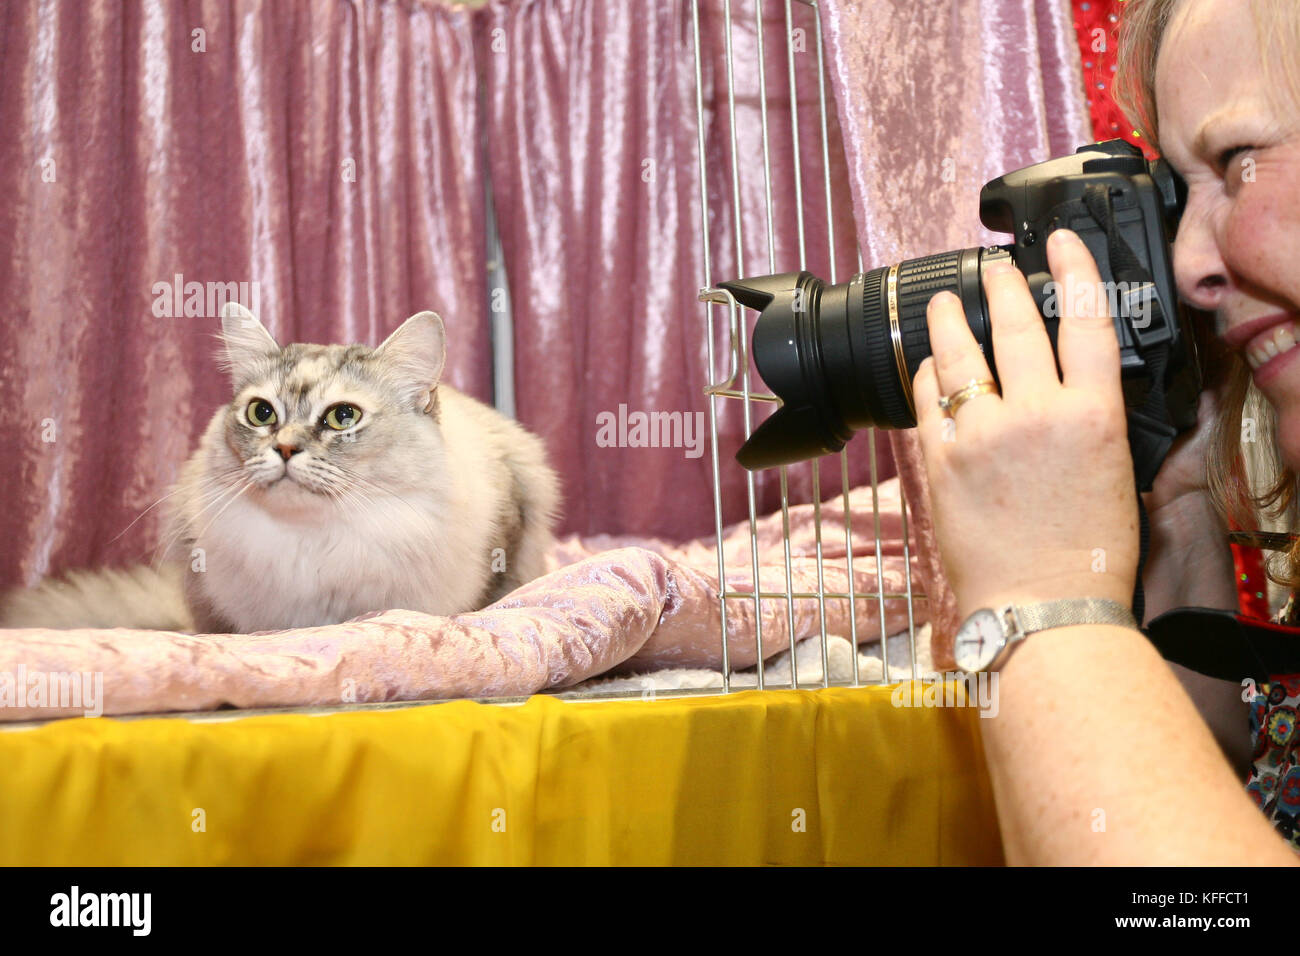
[245,399,277,427]
[323,403,361,430]
[1219,145,1254,171]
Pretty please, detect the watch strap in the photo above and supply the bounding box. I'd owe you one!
[1004,597,1138,639]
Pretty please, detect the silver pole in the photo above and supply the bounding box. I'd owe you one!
[692,0,732,691]
[901,473,918,678]
[755,0,777,274]
[811,459,830,686]
[813,4,836,285]
[869,435,890,680]
[722,0,766,687]
[784,0,806,270]
[778,467,798,689]
[840,451,860,684]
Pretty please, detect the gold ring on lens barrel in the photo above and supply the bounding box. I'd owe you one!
[886,264,916,419]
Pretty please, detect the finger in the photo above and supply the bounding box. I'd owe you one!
[912,354,961,455]
[925,290,999,416]
[1048,228,1123,395]
[983,259,1059,399]
[912,353,942,435]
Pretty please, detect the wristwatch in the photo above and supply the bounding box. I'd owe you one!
[953,598,1138,674]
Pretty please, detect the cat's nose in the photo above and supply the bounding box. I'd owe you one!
[275,443,302,461]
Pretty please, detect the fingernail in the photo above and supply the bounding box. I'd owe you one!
[1050,227,1081,246]
[929,290,957,309]
[987,262,1016,277]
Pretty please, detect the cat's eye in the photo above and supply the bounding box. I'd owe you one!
[246,399,277,427]
[323,403,361,430]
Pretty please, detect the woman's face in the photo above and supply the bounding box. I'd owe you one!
[1156,0,1300,466]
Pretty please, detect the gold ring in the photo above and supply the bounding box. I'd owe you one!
[937,378,999,416]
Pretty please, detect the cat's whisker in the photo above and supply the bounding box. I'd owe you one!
[149,477,241,567]
[110,466,246,546]
[191,478,257,545]
[330,465,445,538]
[150,471,255,569]
[323,484,371,521]
[312,472,434,562]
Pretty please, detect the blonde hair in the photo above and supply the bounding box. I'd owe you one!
[1115,0,1300,588]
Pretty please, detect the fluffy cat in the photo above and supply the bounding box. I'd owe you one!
[1,304,560,633]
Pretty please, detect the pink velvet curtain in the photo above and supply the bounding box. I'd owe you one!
[480,0,880,539]
[0,0,1087,617]
[821,0,1093,654]
[0,0,488,585]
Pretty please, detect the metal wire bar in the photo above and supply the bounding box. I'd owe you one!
[810,458,830,686]
[692,0,928,694]
[814,6,836,285]
[721,0,767,688]
[701,385,778,402]
[691,0,732,691]
[784,0,807,270]
[721,591,918,600]
[901,474,918,678]
[754,0,801,689]
[840,451,860,684]
[755,0,777,274]
[809,4,840,683]
[869,431,890,681]
[778,468,798,688]
[738,316,766,690]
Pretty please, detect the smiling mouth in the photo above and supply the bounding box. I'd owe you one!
[1243,320,1300,371]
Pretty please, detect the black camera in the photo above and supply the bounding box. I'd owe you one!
[720,139,1201,491]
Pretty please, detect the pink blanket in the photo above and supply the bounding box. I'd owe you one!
[0,480,925,720]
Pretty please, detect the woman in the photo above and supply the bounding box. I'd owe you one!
[916,0,1300,864]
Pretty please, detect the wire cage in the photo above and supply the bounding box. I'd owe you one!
[691,0,925,693]
[0,0,932,729]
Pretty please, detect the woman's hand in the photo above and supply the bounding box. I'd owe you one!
[1140,382,1239,617]
[912,228,1139,619]
[1145,387,1222,515]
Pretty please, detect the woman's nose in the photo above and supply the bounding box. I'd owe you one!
[1172,203,1230,312]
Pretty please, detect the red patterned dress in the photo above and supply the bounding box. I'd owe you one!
[1245,594,1300,850]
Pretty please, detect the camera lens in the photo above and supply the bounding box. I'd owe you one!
[720,246,1008,470]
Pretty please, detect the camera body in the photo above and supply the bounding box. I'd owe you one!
[720,139,1201,490]
[981,138,1198,428]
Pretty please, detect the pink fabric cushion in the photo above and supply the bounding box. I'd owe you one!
[0,481,922,719]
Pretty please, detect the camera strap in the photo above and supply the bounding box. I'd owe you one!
[1079,183,1177,622]
[1079,184,1178,492]
[1144,605,1300,684]
[1081,183,1149,285]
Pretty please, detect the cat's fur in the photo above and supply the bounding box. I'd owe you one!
[1,304,559,633]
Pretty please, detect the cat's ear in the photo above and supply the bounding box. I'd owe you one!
[374,311,446,413]
[219,302,279,380]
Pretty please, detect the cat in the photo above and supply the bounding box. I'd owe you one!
[1,303,560,633]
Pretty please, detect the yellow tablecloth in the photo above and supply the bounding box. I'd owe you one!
[0,685,1004,865]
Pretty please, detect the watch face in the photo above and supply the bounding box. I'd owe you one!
[954,609,1005,673]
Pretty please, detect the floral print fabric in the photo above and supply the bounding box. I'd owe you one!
[1246,592,1300,850]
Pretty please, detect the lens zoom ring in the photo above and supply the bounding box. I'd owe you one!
[898,252,963,387]
[857,268,912,428]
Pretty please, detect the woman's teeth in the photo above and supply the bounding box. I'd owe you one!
[1247,322,1300,370]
